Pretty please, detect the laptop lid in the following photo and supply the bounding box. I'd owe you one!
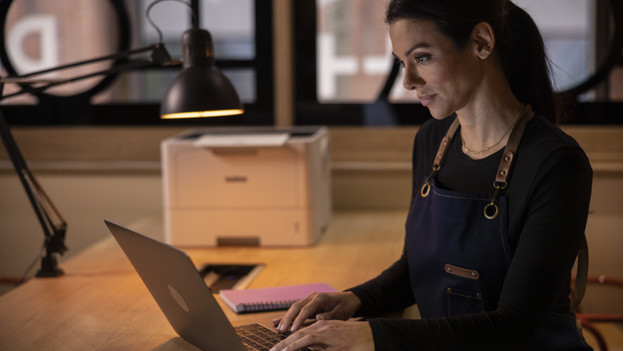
[104,219,247,351]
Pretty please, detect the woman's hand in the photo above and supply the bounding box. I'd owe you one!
[273,291,362,333]
[269,320,374,351]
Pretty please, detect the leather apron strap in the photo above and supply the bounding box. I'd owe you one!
[495,105,532,186]
[433,119,460,170]
[484,105,533,219]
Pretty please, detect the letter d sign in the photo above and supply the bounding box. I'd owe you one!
[7,15,58,74]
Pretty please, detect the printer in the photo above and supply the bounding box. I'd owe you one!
[161,126,331,247]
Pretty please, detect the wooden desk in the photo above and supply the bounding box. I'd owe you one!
[0,210,406,350]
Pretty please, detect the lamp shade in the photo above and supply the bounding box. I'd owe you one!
[161,27,244,119]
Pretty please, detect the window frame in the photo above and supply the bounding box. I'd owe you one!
[0,0,275,126]
[293,0,622,126]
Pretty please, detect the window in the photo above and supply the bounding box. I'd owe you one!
[0,0,273,125]
[295,0,622,125]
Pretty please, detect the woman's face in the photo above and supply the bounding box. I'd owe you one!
[389,19,484,119]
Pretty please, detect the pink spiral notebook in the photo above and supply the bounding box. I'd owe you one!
[219,283,337,313]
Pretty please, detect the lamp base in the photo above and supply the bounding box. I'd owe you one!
[35,255,64,278]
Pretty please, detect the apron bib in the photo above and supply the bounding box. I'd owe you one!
[404,107,591,350]
[406,178,511,317]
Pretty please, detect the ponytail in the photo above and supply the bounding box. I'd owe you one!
[499,2,559,123]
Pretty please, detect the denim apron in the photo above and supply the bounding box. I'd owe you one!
[405,107,591,350]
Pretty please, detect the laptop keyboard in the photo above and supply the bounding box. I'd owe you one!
[235,323,312,351]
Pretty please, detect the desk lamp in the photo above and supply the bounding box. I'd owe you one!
[0,0,243,281]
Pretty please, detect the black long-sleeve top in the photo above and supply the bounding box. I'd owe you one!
[348,115,593,350]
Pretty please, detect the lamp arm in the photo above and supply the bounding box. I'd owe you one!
[0,43,175,279]
[6,44,161,79]
[0,44,176,101]
[0,83,66,277]
[2,59,156,100]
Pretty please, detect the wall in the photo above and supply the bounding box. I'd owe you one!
[0,173,162,279]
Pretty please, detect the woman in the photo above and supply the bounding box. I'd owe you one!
[271,0,593,350]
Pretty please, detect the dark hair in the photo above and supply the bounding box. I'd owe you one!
[386,0,559,123]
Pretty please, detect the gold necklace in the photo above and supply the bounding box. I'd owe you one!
[461,105,526,154]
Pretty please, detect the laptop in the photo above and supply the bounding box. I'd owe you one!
[104,219,308,351]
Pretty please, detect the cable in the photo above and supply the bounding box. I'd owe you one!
[146,0,198,43]
[15,242,46,286]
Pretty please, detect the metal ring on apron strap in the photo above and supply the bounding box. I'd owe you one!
[483,203,499,219]
[421,182,431,198]
[421,164,440,198]
[484,181,506,220]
